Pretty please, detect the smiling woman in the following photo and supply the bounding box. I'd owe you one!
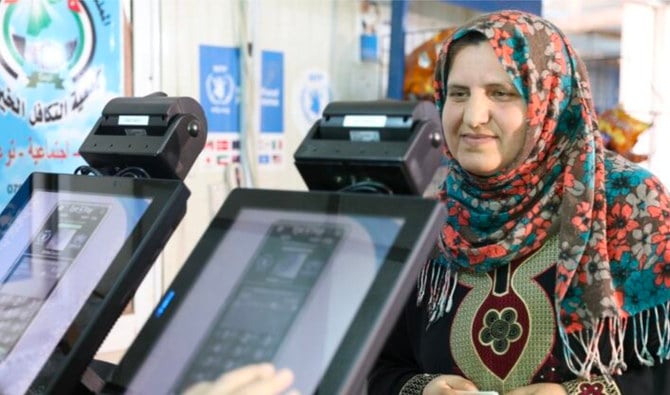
[441,31,527,177]
[369,9,670,395]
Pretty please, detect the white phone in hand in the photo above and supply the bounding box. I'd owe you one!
[453,391,500,395]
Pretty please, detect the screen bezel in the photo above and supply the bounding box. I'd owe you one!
[0,172,189,395]
[110,187,443,395]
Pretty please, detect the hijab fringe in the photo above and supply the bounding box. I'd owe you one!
[419,262,670,378]
[656,303,670,358]
[417,262,458,326]
[633,310,654,366]
[556,303,670,378]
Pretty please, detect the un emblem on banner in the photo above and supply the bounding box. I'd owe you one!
[0,0,94,90]
[299,70,331,125]
[205,72,235,107]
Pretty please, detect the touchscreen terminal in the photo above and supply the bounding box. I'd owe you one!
[108,188,444,395]
[0,172,189,395]
[175,220,346,390]
[0,202,109,361]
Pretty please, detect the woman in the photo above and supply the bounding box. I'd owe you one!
[369,10,670,395]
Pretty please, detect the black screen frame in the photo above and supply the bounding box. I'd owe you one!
[0,172,189,395]
[109,187,444,395]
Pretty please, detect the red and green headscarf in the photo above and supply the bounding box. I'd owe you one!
[423,10,670,377]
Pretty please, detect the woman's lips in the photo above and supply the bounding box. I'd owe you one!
[461,134,497,145]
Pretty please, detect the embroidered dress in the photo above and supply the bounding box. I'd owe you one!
[369,236,648,394]
[369,10,670,395]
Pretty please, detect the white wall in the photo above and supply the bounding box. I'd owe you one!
[136,0,361,286]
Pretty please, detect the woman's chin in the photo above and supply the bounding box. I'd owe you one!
[460,162,501,177]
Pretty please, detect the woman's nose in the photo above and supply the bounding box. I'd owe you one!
[463,94,490,128]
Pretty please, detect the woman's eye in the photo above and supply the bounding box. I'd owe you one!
[491,90,516,99]
[448,91,467,99]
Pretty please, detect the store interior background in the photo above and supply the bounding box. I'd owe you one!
[97,0,670,362]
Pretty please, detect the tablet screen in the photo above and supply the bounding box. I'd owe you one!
[125,208,403,394]
[0,190,151,394]
[0,172,189,395]
[111,188,442,395]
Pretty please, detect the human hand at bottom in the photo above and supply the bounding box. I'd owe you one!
[183,363,298,395]
[423,374,478,395]
[504,383,567,395]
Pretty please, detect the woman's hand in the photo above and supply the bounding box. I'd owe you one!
[423,374,479,395]
[504,383,567,395]
[183,363,297,395]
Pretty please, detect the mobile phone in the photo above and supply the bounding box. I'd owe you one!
[454,391,500,395]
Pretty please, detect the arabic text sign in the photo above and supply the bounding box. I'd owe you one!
[0,0,124,208]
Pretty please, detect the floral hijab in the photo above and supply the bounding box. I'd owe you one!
[423,10,670,377]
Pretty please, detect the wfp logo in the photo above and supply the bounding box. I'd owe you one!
[299,70,330,124]
[205,71,235,107]
[0,0,94,89]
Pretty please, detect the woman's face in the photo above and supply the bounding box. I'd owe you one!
[442,41,528,176]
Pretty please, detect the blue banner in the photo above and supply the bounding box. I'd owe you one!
[442,1,542,15]
[360,34,379,62]
[260,51,284,133]
[0,0,124,209]
[199,45,241,133]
